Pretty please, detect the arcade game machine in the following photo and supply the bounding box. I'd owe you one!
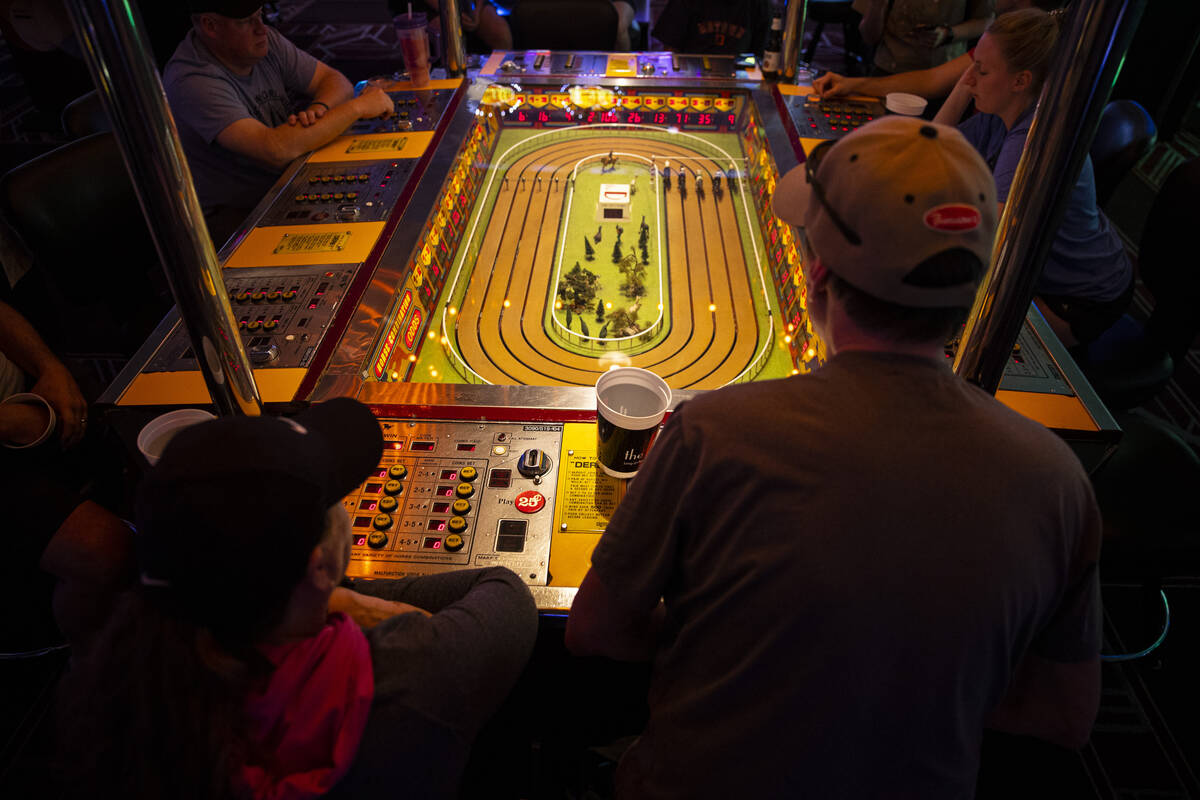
[101,53,1118,612]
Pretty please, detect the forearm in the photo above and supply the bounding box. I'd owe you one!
[259,100,367,167]
[565,570,665,661]
[986,654,1100,749]
[0,302,59,379]
[308,69,354,110]
[933,79,973,126]
[346,566,527,612]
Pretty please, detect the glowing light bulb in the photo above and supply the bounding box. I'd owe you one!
[409,354,417,362]
[784,335,792,343]
[448,307,457,315]
[708,303,716,312]
[428,331,436,339]
[605,302,612,310]
[390,371,399,380]
[807,348,816,358]
[503,299,511,308]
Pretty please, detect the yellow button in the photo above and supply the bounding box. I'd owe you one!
[455,482,475,499]
[384,480,404,496]
[372,514,393,531]
[388,464,408,480]
[448,516,468,533]
[451,498,470,515]
[367,531,389,548]
[444,533,465,552]
[378,495,398,512]
[459,465,478,481]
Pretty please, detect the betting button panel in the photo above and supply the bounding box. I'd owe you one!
[343,420,563,585]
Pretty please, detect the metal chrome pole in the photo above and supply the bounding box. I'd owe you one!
[440,0,468,78]
[954,0,1146,392]
[63,0,262,417]
[781,0,807,82]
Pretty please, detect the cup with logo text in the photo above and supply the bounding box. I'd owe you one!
[595,367,671,479]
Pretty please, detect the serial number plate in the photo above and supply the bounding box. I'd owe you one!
[273,231,351,254]
[345,137,408,153]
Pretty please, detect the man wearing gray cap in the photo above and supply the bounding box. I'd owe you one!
[567,116,1101,798]
[164,2,395,242]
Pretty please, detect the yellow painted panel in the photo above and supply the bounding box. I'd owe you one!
[223,221,386,268]
[777,84,814,97]
[309,130,435,162]
[798,137,826,156]
[548,422,628,587]
[549,533,602,588]
[606,54,637,77]
[996,390,1099,432]
[117,368,307,406]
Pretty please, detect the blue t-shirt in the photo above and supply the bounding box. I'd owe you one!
[165,27,318,215]
[958,107,1132,302]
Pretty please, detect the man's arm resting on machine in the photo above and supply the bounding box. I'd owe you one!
[217,83,394,170]
[814,53,973,100]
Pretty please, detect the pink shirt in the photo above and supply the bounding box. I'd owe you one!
[236,613,375,800]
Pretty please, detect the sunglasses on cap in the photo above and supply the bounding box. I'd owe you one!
[806,140,862,246]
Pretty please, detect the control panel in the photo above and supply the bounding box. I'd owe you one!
[261,160,416,226]
[782,94,887,140]
[348,87,457,134]
[946,319,1073,395]
[146,265,355,371]
[344,420,563,585]
[489,51,748,80]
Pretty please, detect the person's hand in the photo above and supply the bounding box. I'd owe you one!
[288,102,329,127]
[913,24,952,48]
[354,85,394,119]
[330,586,432,628]
[0,402,53,448]
[812,71,862,99]
[30,362,86,447]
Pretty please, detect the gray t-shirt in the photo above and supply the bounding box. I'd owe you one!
[164,27,318,216]
[590,351,1101,799]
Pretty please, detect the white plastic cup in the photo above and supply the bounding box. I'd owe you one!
[595,367,671,478]
[885,92,928,117]
[137,408,216,466]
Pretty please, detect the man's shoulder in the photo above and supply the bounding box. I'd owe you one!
[164,30,224,88]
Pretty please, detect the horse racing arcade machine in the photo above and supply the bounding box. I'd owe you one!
[101,53,1118,611]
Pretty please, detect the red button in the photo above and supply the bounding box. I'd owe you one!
[514,490,545,514]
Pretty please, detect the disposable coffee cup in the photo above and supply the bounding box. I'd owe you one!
[596,367,671,479]
[885,92,928,117]
[394,12,431,88]
[137,408,216,466]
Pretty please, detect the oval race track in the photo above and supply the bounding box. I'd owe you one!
[446,132,773,389]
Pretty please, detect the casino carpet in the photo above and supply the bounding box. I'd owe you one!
[1,4,1199,798]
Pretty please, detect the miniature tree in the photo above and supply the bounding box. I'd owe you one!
[580,319,590,337]
[583,237,595,261]
[596,298,605,322]
[606,305,641,336]
[612,240,623,264]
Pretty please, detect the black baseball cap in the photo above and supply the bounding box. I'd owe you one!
[135,398,383,642]
[188,1,264,18]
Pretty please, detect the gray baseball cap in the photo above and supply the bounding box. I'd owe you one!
[773,116,997,308]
